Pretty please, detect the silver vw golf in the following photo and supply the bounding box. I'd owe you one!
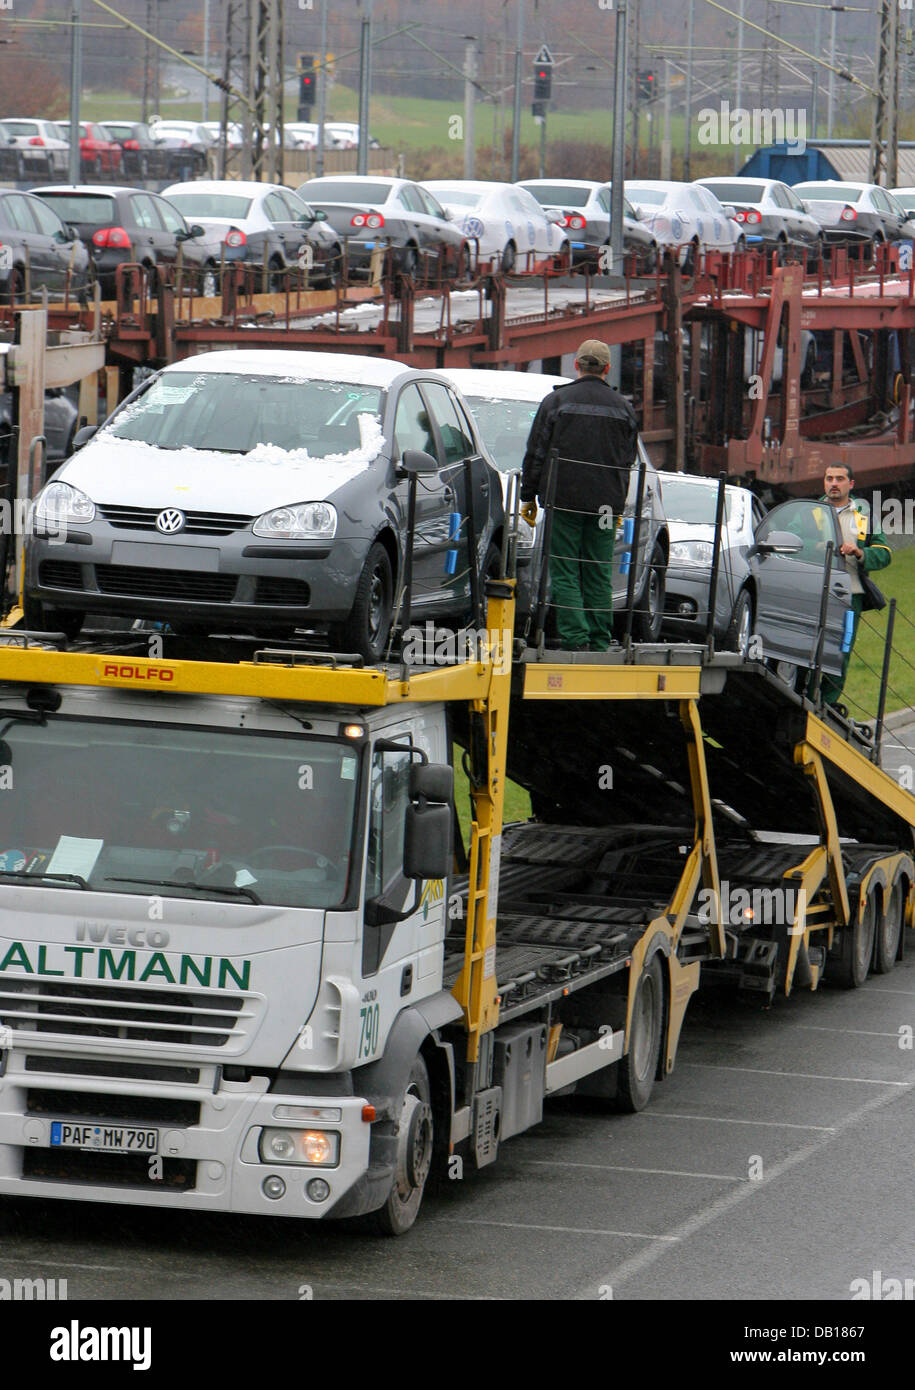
[24,350,505,660]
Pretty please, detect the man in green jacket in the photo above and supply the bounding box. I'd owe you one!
[819,463,892,707]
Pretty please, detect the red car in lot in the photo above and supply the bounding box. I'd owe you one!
[57,121,123,177]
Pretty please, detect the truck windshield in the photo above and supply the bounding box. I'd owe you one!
[0,719,360,910]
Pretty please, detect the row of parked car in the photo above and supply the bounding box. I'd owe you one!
[0,117,214,183]
[20,349,855,690]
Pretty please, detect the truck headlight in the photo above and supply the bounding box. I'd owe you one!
[33,481,96,526]
[258,1127,340,1166]
[670,540,714,565]
[252,502,337,539]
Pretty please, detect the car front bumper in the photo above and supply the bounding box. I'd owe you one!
[26,527,372,629]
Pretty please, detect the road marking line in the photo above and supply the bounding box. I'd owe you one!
[521,1159,742,1181]
[680,1062,908,1085]
[644,1111,835,1131]
[857,986,915,996]
[789,1025,902,1038]
[27,1260,131,1272]
[438,1218,679,1241]
[577,1075,912,1299]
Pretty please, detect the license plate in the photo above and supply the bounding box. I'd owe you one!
[50,1121,159,1155]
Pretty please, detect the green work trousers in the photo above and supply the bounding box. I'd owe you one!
[549,509,616,648]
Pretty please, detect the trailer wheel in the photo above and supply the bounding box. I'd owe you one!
[830,889,878,989]
[873,878,904,975]
[371,1056,434,1237]
[616,954,664,1113]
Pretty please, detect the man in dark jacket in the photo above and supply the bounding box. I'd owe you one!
[520,339,638,649]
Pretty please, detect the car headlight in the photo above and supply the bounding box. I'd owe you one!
[670,540,714,565]
[252,502,337,539]
[33,481,96,525]
[258,1127,340,1166]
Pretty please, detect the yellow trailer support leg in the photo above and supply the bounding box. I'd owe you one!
[452,587,514,1062]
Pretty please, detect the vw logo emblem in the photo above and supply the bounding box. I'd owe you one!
[156,508,185,534]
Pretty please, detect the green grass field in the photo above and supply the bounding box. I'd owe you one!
[80,82,860,176]
[843,546,915,722]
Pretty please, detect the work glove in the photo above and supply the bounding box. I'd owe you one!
[520,501,538,527]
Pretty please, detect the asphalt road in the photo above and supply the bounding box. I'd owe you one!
[1,954,911,1302]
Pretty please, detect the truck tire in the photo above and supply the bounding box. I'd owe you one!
[615,954,664,1112]
[370,1056,434,1236]
[873,878,904,975]
[828,889,877,989]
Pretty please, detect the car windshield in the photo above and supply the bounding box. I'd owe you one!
[661,478,735,524]
[524,184,591,207]
[36,193,117,224]
[702,182,765,203]
[0,718,360,910]
[463,393,542,473]
[895,192,915,211]
[798,185,863,202]
[166,191,253,219]
[104,371,385,455]
[2,121,39,136]
[301,179,392,203]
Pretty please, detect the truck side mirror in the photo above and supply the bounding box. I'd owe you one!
[404,761,453,880]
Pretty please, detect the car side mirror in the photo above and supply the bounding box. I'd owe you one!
[399,448,439,476]
[404,762,453,881]
[72,424,98,451]
[313,208,328,221]
[748,530,804,558]
[441,207,454,221]
[722,205,738,219]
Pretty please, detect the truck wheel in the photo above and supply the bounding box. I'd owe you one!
[371,1056,434,1237]
[873,879,904,975]
[338,541,393,662]
[829,889,878,989]
[615,954,664,1112]
[631,541,666,642]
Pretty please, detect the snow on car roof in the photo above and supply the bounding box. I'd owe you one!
[437,368,570,401]
[160,349,412,389]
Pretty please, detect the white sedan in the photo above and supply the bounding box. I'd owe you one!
[625,180,743,266]
[423,179,569,271]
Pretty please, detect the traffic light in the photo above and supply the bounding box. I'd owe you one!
[533,64,552,102]
[637,69,656,101]
[298,54,317,119]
